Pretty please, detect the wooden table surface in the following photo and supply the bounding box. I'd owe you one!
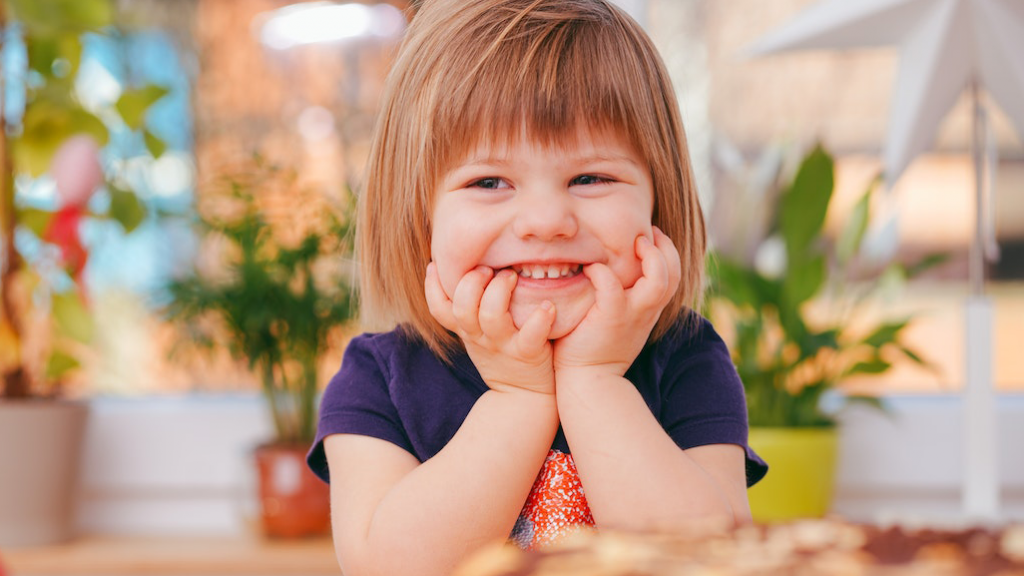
[1,535,341,576]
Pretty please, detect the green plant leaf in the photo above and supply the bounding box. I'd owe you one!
[847,359,892,375]
[8,0,114,35]
[862,319,910,348]
[14,103,109,176]
[898,345,942,376]
[836,182,874,264]
[776,299,810,350]
[16,207,54,238]
[143,129,167,159]
[115,85,170,130]
[52,291,94,343]
[708,256,764,309]
[844,394,889,414]
[26,34,84,78]
[782,253,826,307]
[780,145,834,261]
[109,186,147,233]
[798,328,840,360]
[898,346,928,366]
[905,252,951,279]
[45,349,80,381]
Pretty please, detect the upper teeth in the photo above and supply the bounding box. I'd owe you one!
[514,264,581,279]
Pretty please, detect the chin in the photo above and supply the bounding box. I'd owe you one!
[510,294,593,340]
[545,317,581,340]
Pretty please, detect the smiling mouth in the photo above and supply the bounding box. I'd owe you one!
[510,263,583,279]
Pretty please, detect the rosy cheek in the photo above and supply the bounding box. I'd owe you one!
[622,260,644,289]
[430,238,458,299]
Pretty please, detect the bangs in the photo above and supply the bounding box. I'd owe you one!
[428,2,667,177]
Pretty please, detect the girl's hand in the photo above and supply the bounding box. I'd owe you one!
[552,227,681,377]
[425,263,557,395]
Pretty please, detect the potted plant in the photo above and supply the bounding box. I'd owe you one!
[705,144,943,522]
[0,0,167,546]
[164,157,357,538]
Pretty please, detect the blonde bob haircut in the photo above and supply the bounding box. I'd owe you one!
[359,0,707,359]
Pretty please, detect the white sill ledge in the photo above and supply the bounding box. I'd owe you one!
[75,393,1024,536]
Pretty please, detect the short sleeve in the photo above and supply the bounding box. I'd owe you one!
[656,321,768,487]
[306,334,414,483]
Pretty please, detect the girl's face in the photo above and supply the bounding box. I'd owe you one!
[431,128,655,339]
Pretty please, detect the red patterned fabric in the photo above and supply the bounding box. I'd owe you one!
[510,450,595,550]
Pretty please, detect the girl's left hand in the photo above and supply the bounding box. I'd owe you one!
[552,226,681,377]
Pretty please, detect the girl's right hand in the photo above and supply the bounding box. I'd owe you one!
[425,263,557,395]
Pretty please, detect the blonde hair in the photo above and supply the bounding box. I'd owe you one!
[359,0,706,358]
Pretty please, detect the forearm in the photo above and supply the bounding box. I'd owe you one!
[355,389,558,576]
[556,371,734,532]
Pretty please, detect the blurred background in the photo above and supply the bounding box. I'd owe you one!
[0,0,1022,572]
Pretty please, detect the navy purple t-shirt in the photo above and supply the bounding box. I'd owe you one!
[307,316,767,487]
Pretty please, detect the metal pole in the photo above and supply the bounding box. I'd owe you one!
[962,76,999,521]
[969,80,986,296]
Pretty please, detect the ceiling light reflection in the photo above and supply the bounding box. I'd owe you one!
[256,2,406,50]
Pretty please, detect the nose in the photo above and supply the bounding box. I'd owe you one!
[511,187,578,241]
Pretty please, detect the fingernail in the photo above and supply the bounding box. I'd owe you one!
[541,300,554,312]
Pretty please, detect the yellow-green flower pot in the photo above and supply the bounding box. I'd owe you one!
[747,426,838,523]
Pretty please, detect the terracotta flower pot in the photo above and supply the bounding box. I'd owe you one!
[254,443,331,538]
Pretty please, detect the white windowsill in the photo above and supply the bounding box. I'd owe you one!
[73,392,1024,536]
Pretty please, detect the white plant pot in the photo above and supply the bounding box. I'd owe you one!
[0,399,90,547]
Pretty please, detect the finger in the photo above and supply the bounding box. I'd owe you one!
[630,230,681,310]
[451,266,492,337]
[515,300,556,357]
[653,226,682,292]
[582,262,625,311]
[424,262,457,331]
[629,234,669,309]
[478,268,518,338]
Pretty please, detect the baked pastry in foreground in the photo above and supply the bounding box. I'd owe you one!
[454,518,1024,576]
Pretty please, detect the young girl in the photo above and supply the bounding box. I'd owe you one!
[306,0,767,574]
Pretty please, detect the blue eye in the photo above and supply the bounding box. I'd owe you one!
[470,177,508,190]
[570,174,610,186]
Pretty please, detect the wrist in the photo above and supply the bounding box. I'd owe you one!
[481,386,560,431]
[554,362,629,382]
[554,366,632,394]
[484,383,558,403]
[475,360,555,396]
[483,373,556,396]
